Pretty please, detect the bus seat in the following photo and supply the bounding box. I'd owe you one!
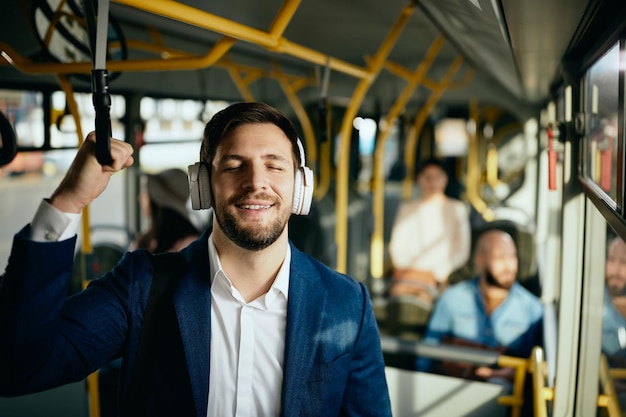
[289,193,337,269]
[385,294,432,339]
[289,182,373,283]
[70,225,132,295]
[70,242,126,295]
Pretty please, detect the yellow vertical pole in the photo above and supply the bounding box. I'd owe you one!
[276,71,318,166]
[466,100,484,210]
[529,346,550,417]
[56,76,89,251]
[599,354,623,417]
[334,2,414,273]
[465,100,495,220]
[370,34,445,279]
[57,75,101,417]
[402,55,465,199]
[268,0,319,163]
[314,101,332,200]
[268,0,302,40]
[225,63,260,102]
[486,143,499,186]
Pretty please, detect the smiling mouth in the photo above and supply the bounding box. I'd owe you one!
[238,204,273,210]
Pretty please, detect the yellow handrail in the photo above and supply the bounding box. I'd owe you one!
[529,346,550,417]
[496,355,529,417]
[610,367,626,380]
[599,354,623,417]
[529,348,626,417]
[114,0,370,80]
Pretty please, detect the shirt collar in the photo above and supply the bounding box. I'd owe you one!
[207,232,290,301]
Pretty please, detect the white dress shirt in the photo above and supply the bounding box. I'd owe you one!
[29,200,82,242]
[207,236,289,417]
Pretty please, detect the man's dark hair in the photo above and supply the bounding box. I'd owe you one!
[200,102,301,167]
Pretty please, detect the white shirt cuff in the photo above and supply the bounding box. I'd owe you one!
[30,199,82,242]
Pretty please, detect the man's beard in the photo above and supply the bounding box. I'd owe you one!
[607,279,626,297]
[214,196,289,251]
[484,267,515,290]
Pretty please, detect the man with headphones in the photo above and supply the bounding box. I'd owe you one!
[0,102,391,417]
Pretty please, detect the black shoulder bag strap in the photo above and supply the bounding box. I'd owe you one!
[125,252,185,416]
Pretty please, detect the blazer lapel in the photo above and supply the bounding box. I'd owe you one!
[281,246,326,417]
[173,231,212,417]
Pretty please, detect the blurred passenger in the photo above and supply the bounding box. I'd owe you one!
[418,229,543,383]
[602,236,626,410]
[602,237,626,367]
[388,158,470,300]
[130,168,200,253]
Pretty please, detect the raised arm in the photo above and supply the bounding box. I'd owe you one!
[50,132,134,214]
[0,132,134,395]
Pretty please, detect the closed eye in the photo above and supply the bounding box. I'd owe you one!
[268,164,287,171]
[223,165,241,172]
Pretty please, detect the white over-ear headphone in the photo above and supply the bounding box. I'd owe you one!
[188,137,314,215]
[292,138,314,215]
[188,162,211,211]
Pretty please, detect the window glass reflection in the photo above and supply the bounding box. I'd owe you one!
[0,89,44,148]
[584,42,620,204]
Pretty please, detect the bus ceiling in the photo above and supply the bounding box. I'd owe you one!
[0,0,591,121]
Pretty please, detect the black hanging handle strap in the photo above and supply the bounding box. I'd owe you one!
[83,0,113,165]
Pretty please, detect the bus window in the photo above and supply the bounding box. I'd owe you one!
[51,91,126,146]
[137,97,230,229]
[0,90,44,175]
[137,97,230,173]
[582,42,620,205]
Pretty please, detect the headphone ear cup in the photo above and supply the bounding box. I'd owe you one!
[292,168,303,214]
[199,163,211,209]
[292,166,314,215]
[292,137,314,215]
[188,162,212,210]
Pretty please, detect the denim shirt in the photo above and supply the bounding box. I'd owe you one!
[602,288,626,366]
[418,277,543,372]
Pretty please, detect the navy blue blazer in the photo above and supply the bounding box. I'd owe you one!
[0,227,391,416]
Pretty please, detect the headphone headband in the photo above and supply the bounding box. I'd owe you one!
[296,137,306,168]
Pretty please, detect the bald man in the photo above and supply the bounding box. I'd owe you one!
[417,230,543,382]
[602,237,626,367]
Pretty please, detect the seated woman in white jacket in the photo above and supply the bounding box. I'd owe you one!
[388,158,471,301]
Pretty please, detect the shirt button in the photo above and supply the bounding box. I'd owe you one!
[44,230,58,241]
